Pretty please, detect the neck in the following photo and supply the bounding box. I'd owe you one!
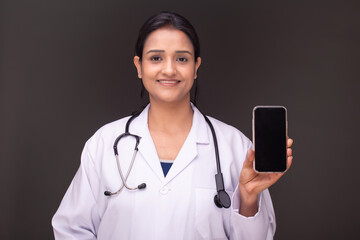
[148,99,194,133]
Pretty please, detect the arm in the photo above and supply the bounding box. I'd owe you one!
[239,138,293,216]
[230,187,275,240]
[52,141,100,239]
[230,138,294,239]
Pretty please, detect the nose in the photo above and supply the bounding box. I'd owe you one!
[162,59,176,76]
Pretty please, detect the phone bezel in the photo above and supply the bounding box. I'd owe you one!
[252,106,288,173]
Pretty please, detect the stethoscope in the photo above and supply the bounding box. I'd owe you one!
[104,110,231,209]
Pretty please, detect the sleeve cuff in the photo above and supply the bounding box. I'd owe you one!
[231,185,262,219]
[230,185,276,239]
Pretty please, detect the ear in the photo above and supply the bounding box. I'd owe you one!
[194,57,201,79]
[133,56,142,79]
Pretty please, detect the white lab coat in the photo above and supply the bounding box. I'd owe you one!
[52,104,276,240]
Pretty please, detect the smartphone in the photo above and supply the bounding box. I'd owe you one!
[253,106,287,173]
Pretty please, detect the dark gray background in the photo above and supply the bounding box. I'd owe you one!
[1,0,359,239]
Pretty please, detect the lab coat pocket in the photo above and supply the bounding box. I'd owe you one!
[195,188,233,240]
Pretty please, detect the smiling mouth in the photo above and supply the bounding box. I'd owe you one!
[157,80,181,84]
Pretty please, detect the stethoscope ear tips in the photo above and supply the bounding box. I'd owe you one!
[214,190,231,208]
[138,183,146,189]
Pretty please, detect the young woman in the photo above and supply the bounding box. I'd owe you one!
[52,11,293,239]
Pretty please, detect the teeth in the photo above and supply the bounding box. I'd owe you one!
[159,80,179,83]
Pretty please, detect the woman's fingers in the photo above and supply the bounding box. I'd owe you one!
[287,138,293,148]
[287,156,293,170]
[287,148,292,157]
[286,137,293,170]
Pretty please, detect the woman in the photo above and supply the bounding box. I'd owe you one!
[52,11,293,239]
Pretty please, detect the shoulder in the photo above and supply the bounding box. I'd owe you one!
[85,115,132,151]
[206,115,252,150]
[84,105,149,153]
[97,116,131,136]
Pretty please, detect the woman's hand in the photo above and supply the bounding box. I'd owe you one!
[238,138,294,216]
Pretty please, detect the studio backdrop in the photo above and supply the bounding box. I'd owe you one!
[0,0,359,239]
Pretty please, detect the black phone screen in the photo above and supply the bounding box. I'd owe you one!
[254,107,287,172]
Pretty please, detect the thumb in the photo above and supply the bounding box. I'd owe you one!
[248,149,255,162]
[243,149,255,169]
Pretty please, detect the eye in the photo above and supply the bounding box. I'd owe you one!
[177,57,188,62]
[150,56,162,61]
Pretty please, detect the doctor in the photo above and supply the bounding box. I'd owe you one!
[52,11,293,239]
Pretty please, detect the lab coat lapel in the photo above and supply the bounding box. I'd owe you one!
[131,105,165,182]
[131,104,210,184]
[163,106,210,185]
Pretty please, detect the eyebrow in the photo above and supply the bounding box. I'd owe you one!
[176,50,192,55]
[145,49,193,55]
[146,49,164,54]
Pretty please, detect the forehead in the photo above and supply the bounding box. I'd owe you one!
[143,27,194,53]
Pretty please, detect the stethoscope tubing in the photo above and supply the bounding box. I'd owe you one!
[105,107,231,208]
[115,149,139,191]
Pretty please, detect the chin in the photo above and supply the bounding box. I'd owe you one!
[150,95,190,104]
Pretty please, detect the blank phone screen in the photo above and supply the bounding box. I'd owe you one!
[254,107,287,172]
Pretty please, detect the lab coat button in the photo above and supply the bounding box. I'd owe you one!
[160,186,170,195]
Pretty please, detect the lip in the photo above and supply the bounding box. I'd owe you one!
[156,79,181,86]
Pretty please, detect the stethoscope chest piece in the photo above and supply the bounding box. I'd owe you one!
[214,190,231,208]
[105,109,232,209]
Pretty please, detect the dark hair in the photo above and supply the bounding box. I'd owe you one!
[135,11,201,106]
[135,11,200,61]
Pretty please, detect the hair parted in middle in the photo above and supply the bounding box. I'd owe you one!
[134,11,201,106]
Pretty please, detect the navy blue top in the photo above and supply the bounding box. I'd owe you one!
[160,160,173,177]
